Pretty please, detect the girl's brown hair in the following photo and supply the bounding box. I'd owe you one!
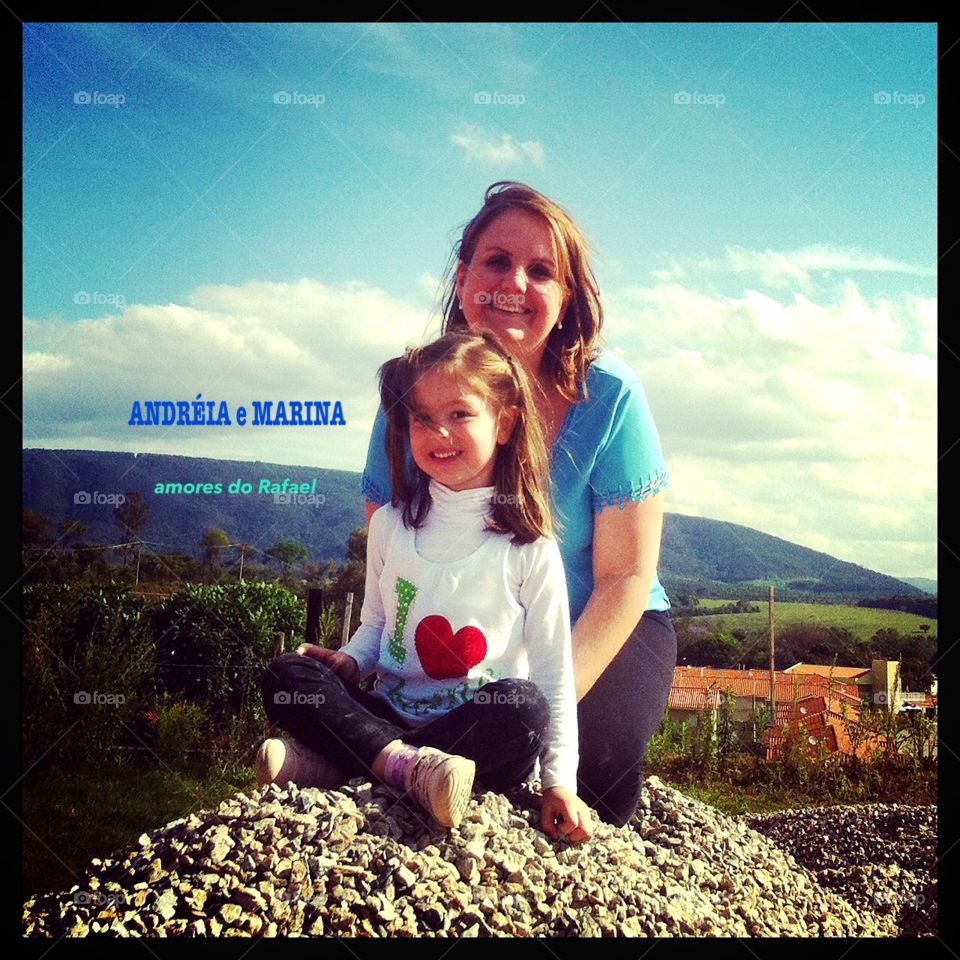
[378,331,553,544]
[440,181,603,402]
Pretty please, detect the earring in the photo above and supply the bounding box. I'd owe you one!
[557,321,563,330]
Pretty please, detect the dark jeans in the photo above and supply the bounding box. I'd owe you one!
[262,609,676,825]
[261,654,549,792]
[576,610,677,826]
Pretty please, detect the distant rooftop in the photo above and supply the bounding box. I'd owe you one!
[671,666,861,703]
[784,663,871,680]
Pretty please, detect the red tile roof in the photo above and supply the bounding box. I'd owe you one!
[668,687,722,711]
[784,663,871,680]
[667,668,880,761]
[671,666,861,705]
[764,695,883,761]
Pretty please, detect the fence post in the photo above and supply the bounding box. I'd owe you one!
[263,631,286,741]
[305,589,323,647]
[341,592,354,648]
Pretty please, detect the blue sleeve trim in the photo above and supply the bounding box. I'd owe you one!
[591,468,670,514]
[360,472,388,506]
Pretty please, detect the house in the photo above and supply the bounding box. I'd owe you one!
[763,694,885,761]
[668,665,861,728]
[785,659,928,713]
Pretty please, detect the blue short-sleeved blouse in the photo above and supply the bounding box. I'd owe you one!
[361,350,671,622]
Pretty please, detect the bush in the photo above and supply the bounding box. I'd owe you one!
[23,583,156,769]
[151,582,303,735]
[150,694,209,773]
[23,581,304,774]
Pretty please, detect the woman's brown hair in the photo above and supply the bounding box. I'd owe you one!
[378,331,553,544]
[440,181,603,402]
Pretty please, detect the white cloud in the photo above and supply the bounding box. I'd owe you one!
[22,272,937,579]
[23,279,438,472]
[417,272,444,304]
[451,123,545,168]
[692,245,936,289]
[604,279,937,579]
[23,353,71,374]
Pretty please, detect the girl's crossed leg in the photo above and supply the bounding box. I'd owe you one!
[261,652,549,793]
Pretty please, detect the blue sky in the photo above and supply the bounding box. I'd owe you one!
[23,22,937,579]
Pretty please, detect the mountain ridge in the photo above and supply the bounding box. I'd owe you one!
[23,448,921,599]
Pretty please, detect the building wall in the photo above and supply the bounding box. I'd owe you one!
[870,659,902,712]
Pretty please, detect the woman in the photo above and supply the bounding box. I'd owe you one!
[362,182,676,835]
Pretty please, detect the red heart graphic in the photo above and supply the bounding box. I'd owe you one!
[414,615,487,680]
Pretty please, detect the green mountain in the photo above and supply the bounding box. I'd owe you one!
[659,513,921,598]
[23,449,363,566]
[897,577,937,595]
[23,449,922,599]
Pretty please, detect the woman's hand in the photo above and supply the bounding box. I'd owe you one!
[540,786,593,843]
[295,644,359,685]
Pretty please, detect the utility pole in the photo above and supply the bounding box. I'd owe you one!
[768,585,776,723]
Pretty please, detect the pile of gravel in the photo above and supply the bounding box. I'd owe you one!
[739,804,937,938]
[24,776,918,937]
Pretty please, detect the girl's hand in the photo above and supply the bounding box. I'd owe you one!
[295,644,359,685]
[540,786,593,843]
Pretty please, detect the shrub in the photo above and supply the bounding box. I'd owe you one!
[22,583,156,769]
[151,694,209,773]
[151,582,303,734]
[23,581,304,773]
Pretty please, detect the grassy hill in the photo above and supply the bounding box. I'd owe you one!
[690,600,936,642]
[660,513,919,598]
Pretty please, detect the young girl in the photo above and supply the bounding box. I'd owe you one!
[258,331,592,840]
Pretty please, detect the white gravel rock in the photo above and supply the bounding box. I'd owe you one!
[22,775,932,937]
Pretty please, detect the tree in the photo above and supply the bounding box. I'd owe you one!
[264,541,308,585]
[114,492,149,571]
[347,527,368,563]
[679,631,742,668]
[56,518,87,548]
[23,508,52,552]
[316,527,369,623]
[200,528,230,575]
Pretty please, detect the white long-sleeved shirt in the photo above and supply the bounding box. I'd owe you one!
[339,480,579,792]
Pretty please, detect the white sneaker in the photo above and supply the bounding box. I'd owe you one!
[255,737,344,789]
[406,747,475,828]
